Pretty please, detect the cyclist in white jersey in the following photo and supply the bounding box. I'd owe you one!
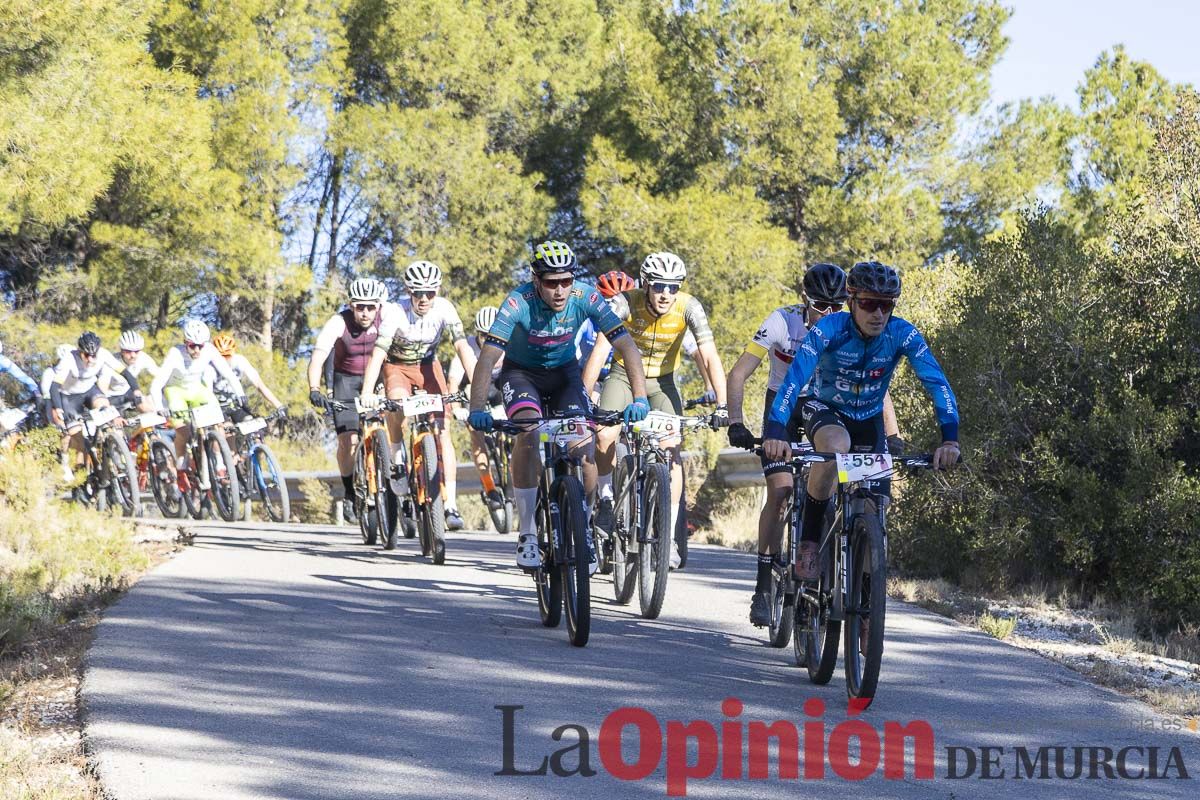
[206,332,286,422]
[447,306,507,512]
[100,331,161,413]
[726,263,898,626]
[48,332,137,478]
[360,260,477,530]
[149,319,242,469]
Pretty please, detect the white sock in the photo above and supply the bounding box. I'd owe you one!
[516,487,539,538]
[597,473,613,500]
[392,443,404,467]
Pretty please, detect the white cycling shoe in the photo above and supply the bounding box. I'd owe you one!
[669,542,681,570]
[516,533,542,569]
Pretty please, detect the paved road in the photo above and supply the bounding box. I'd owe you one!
[84,522,1199,799]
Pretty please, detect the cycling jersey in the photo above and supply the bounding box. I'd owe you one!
[1,353,40,398]
[766,312,959,443]
[312,303,402,376]
[486,281,625,369]
[150,342,241,411]
[745,304,811,392]
[49,348,126,396]
[377,296,466,364]
[607,289,713,378]
[203,353,256,404]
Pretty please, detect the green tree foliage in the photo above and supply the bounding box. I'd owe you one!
[0,0,239,326]
[893,92,1200,626]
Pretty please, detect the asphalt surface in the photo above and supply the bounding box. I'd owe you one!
[84,522,1200,799]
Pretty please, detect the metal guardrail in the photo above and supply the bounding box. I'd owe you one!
[283,448,766,509]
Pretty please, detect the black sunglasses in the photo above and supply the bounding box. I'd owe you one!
[352,303,379,312]
[411,291,436,300]
[855,297,896,314]
[649,282,681,295]
[538,276,574,290]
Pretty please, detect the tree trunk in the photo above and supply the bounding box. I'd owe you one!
[326,154,342,279]
[156,291,170,332]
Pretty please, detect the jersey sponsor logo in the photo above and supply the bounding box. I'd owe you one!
[570,288,584,298]
[754,327,768,341]
[773,348,795,365]
[588,291,599,304]
[528,327,574,347]
[505,297,520,310]
[868,367,885,379]
[801,342,818,357]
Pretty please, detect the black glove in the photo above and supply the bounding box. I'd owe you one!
[276,405,288,419]
[710,404,730,428]
[727,422,754,449]
[309,390,327,410]
[886,434,908,456]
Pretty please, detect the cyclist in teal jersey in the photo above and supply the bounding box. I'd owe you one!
[467,241,651,571]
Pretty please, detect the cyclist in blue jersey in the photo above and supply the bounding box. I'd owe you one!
[0,339,42,405]
[762,261,961,585]
[467,241,651,571]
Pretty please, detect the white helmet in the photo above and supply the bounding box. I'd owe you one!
[640,251,687,283]
[118,330,145,351]
[182,319,210,345]
[474,306,499,333]
[348,278,388,303]
[55,344,73,361]
[403,260,442,291]
[531,240,577,275]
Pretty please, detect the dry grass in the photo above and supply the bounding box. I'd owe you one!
[698,488,761,551]
[271,435,337,473]
[295,477,335,524]
[888,576,986,619]
[979,612,1017,640]
[1,442,189,800]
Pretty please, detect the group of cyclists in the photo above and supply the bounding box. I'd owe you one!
[0,238,961,626]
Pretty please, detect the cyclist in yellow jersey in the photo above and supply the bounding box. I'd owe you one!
[583,252,729,568]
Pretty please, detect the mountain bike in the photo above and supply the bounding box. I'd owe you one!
[456,400,515,534]
[0,402,35,451]
[123,409,182,518]
[329,397,399,547]
[176,402,240,522]
[768,445,943,706]
[493,412,612,647]
[229,408,290,523]
[606,410,714,619]
[66,404,140,516]
[387,390,465,565]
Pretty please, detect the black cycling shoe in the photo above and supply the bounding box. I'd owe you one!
[343,502,358,525]
[445,508,464,531]
[485,488,505,509]
[749,592,772,627]
[593,497,615,535]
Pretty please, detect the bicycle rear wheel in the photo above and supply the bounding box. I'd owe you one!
[252,443,290,523]
[637,462,672,619]
[795,537,840,683]
[844,512,887,704]
[674,459,688,568]
[203,430,240,522]
[535,486,562,629]
[559,476,590,646]
[611,445,636,605]
[485,436,510,534]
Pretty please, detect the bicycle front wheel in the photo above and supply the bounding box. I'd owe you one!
[420,434,446,564]
[251,443,290,523]
[559,476,591,647]
[354,439,377,544]
[535,487,562,629]
[372,429,397,550]
[844,512,887,704]
[637,462,672,619]
[485,435,510,534]
[203,430,240,522]
[611,444,636,605]
[149,438,184,518]
[103,432,141,517]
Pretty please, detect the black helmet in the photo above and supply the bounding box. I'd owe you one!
[847,261,901,298]
[802,262,848,303]
[77,331,102,355]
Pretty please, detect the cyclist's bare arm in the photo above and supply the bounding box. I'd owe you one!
[694,340,728,405]
[611,335,649,399]
[360,346,387,401]
[469,344,505,411]
[725,350,763,425]
[453,338,478,381]
[580,334,612,395]
[883,392,899,438]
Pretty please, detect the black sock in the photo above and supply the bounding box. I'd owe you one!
[341,474,354,498]
[755,553,773,592]
[801,493,830,544]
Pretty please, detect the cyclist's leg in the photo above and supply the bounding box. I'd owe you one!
[795,400,848,579]
[331,372,363,500]
[163,385,192,463]
[381,361,415,467]
[417,361,459,515]
[552,364,595,494]
[758,389,793,558]
[654,374,685,537]
[499,364,547,565]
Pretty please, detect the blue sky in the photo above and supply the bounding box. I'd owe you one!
[989,0,1200,108]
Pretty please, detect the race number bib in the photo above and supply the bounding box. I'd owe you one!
[89,405,120,427]
[190,402,225,430]
[237,417,268,435]
[0,408,27,431]
[137,412,167,430]
[539,417,590,446]
[635,411,680,436]
[402,393,443,416]
[835,452,893,483]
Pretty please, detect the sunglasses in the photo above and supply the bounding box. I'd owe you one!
[810,300,843,314]
[649,282,681,295]
[185,341,204,350]
[352,303,379,312]
[538,276,574,290]
[410,291,436,300]
[855,297,896,314]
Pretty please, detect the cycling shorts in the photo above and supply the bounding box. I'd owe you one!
[164,383,219,422]
[797,397,890,497]
[332,371,364,435]
[598,364,682,415]
[383,360,448,404]
[498,361,590,418]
